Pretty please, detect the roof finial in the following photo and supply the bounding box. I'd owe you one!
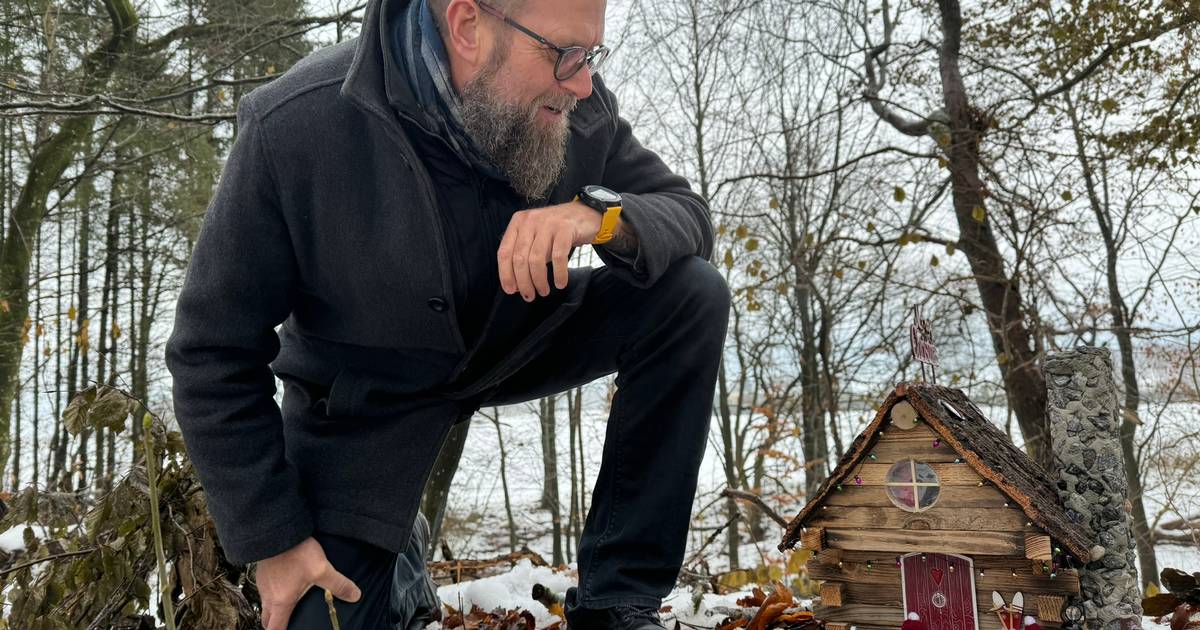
[910,304,939,384]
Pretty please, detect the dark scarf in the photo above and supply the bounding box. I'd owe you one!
[392,0,507,182]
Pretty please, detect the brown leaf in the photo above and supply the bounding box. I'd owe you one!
[1145,593,1184,617]
[1162,568,1199,594]
[1170,602,1200,630]
[772,580,794,607]
[748,603,788,630]
[737,586,767,608]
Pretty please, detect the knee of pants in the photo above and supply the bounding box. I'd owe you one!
[656,256,732,330]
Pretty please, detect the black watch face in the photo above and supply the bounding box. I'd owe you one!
[584,185,621,204]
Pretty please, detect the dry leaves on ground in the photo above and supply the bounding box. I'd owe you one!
[717,582,818,630]
[441,604,552,630]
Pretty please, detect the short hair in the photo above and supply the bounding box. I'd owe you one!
[428,0,527,40]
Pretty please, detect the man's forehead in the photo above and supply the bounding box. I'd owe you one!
[515,0,607,46]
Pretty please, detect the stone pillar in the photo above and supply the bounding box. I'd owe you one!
[1045,347,1142,629]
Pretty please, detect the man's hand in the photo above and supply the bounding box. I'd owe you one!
[498,201,602,302]
[256,537,361,630]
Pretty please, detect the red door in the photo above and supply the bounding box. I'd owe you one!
[901,553,978,630]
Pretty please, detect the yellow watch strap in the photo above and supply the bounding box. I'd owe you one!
[592,205,622,245]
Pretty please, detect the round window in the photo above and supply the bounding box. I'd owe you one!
[885,459,940,512]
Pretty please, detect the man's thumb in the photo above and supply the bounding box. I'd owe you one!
[315,566,362,603]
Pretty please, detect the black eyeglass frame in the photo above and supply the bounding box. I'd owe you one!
[475,0,611,82]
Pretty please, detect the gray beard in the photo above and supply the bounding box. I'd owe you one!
[459,54,577,202]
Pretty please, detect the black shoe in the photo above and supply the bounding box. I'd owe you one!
[563,587,666,630]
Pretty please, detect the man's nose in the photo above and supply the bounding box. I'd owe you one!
[561,68,593,100]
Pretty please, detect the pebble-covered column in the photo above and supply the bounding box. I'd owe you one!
[1045,347,1142,629]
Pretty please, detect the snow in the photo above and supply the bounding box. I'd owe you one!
[0,524,51,553]
[433,558,807,629]
[437,560,571,627]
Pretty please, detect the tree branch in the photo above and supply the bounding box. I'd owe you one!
[0,548,95,577]
[715,146,936,194]
[722,488,789,528]
[861,0,934,137]
[133,3,366,56]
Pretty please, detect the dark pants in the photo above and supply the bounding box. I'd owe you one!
[289,516,437,629]
[290,256,730,625]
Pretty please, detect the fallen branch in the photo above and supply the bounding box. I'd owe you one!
[428,549,548,584]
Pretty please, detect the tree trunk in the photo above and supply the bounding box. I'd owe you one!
[935,0,1051,469]
[94,132,125,492]
[31,226,41,488]
[71,159,93,492]
[133,163,155,452]
[539,395,563,566]
[716,358,740,569]
[566,387,583,562]
[421,420,470,561]
[491,409,517,555]
[98,188,119,491]
[49,199,66,489]
[795,263,830,497]
[128,189,140,457]
[10,372,19,489]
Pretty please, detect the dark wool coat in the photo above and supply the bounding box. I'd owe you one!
[165,0,713,565]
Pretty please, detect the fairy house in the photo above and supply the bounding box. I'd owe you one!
[779,382,1095,630]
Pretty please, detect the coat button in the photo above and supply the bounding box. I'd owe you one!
[427,297,449,312]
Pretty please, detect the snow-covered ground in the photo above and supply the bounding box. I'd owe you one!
[429,557,801,629]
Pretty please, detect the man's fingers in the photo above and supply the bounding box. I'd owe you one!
[511,224,537,301]
[551,229,571,290]
[529,228,556,297]
[315,565,362,603]
[497,222,519,295]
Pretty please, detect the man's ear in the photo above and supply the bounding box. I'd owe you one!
[443,0,486,66]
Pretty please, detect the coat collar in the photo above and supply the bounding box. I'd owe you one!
[341,0,423,123]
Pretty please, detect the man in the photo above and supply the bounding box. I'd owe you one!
[164,0,730,627]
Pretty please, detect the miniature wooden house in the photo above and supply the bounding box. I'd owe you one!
[779,382,1094,630]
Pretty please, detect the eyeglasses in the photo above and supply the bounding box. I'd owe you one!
[475,0,611,82]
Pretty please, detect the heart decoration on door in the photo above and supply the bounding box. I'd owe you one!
[930,567,947,608]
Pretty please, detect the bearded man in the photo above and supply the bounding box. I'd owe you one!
[165,0,730,627]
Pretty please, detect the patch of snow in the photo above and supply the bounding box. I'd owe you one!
[0,524,51,553]
[434,557,813,630]
[437,559,575,628]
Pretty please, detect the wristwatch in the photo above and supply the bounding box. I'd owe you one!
[575,185,622,245]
